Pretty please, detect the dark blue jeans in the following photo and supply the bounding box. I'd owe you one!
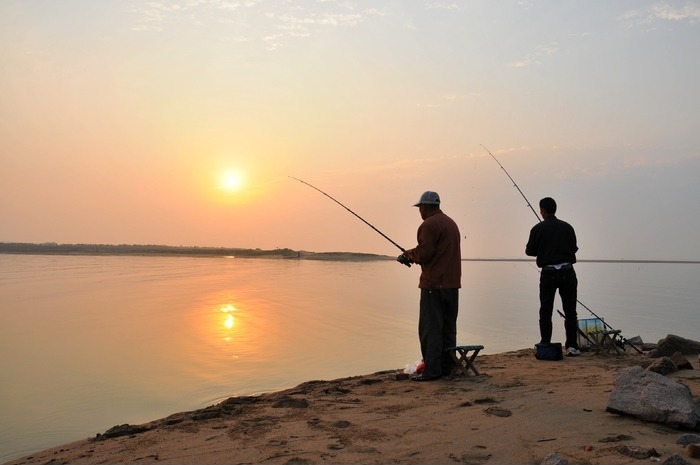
[419,288,458,377]
[539,268,579,349]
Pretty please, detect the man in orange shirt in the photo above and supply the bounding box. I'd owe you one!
[399,191,462,381]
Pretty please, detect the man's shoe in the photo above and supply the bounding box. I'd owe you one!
[567,347,581,356]
[410,374,441,382]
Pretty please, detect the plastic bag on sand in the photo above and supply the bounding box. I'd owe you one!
[404,360,425,374]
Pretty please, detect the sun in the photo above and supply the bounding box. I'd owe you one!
[219,171,243,192]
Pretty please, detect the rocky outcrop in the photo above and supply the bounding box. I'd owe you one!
[607,366,700,430]
[647,357,678,375]
[670,352,695,370]
[650,335,700,358]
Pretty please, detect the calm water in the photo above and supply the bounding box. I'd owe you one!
[0,254,698,462]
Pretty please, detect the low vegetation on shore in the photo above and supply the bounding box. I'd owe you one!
[0,242,392,261]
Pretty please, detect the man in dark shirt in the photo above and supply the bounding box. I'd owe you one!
[526,197,581,356]
[400,191,462,380]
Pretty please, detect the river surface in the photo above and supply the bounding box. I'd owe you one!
[1,254,697,461]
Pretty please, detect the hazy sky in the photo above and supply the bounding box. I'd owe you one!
[1,1,698,260]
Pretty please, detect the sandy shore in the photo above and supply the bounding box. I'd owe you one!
[6,348,700,465]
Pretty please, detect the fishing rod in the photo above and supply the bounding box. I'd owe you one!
[289,176,411,266]
[482,145,643,354]
[574,300,641,353]
[481,144,541,221]
[557,309,596,348]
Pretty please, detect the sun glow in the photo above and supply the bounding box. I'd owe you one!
[219,171,243,192]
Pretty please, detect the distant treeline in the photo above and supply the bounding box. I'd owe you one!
[2,243,694,263]
[0,242,393,261]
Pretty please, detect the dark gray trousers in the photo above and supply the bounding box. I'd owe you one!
[419,288,459,377]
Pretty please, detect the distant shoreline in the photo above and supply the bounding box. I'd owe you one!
[0,242,698,264]
[0,242,391,262]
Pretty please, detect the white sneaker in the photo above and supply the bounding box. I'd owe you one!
[567,347,582,356]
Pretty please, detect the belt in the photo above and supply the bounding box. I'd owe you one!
[543,263,573,270]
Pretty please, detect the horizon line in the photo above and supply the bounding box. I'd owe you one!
[1,242,698,264]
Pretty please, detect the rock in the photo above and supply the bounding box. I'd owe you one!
[599,434,634,443]
[484,406,512,417]
[687,444,700,458]
[662,453,690,465]
[676,433,700,445]
[541,451,568,465]
[670,352,694,370]
[272,397,309,408]
[615,444,659,459]
[626,335,644,347]
[96,423,150,439]
[647,357,678,375]
[606,366,700,429]
[650,335,700,358]
[643,342,659,352]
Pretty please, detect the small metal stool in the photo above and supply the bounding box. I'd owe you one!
[445,345,484,376]
[590,330,623,355]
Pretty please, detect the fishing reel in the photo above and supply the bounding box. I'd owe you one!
[397,253,412,267]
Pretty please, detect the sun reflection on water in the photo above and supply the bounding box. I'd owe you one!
[220,304,235,340]
[195,291,280,366]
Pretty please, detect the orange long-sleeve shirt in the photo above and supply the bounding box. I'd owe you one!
[405,209,461,289]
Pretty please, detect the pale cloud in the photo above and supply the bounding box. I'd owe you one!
[276,12,364,29]
[425,2,462,11]
[620,2,700,26]
[215,1,246,12]
[508,44,559,68]
[540,144,694,180]
[130,2,167,32]
[509,59,530,69]
[415,92,481,108]
[265,10,367,49]
[129,1,388,50]
[651,3,700,22]
[415,102,442,108]
[131,0,257,31]
[365,7,390,18]
[516,1,535,9]
[262,33,285,51]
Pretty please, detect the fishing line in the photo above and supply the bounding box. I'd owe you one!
[289,176,411,266]
[481,145,642,353]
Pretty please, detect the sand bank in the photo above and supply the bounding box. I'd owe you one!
[6,348,699,465]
